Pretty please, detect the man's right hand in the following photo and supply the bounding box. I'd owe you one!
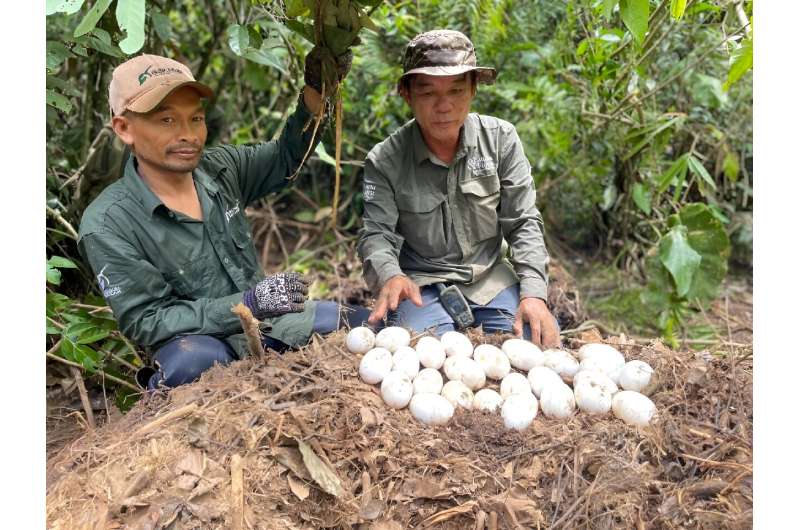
[368,275,423,325]
[243,272,309,320]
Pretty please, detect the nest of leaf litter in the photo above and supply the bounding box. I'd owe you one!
[46,330,752,529]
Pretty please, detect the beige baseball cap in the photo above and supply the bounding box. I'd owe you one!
[108,54,214,116]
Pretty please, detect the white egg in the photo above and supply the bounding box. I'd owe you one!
[443,356,486,390]
[501,393,539,431]
[579,355,626,384]
[473,344,511,380]
[618,360,654,392]
[612,390,658,426]
[409,393,454,425]
[358,347,393,385]
[574,380,614,415]
[345,326,375,354]
[441,380,474,409]
[413,368,444,395]
[542,349,580,383]
[500,372,533,399]
[415,336,446,369]
[539,383,576,419]
[375,326,411,353]
[527,366,565,398]
[502,339,545,371]
[391,346,420,379]
[380,372,413,409]
[573,370,619,395]
[473,388,504,412]
[577,342,625,362]
[440,331,474,357]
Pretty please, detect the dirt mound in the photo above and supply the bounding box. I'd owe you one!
[46,331,752,529]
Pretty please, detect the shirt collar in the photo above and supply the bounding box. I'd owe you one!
[412,113,478,166]
[122,155,220,217]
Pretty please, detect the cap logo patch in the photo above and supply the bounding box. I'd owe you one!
[137,64,185,86]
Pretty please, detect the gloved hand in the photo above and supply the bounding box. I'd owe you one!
[304,45,354,94]
[243,272,309,320]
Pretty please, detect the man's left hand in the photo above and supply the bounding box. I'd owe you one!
[513,297,560,348]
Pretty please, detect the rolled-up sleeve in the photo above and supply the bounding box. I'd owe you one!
[497,126,549,300]
[356,157,406,293]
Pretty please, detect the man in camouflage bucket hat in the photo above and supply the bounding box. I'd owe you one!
[357,30,560,347]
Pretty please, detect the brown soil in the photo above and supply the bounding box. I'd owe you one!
[46,330,752,529]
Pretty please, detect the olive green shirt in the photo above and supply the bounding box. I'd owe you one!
[78,98,323,359]
[357,113,549,305]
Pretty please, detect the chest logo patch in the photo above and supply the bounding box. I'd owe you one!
[467,155,496,175]
[97,265,122,299]
[225,200,241,223]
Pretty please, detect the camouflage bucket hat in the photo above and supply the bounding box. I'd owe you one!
[399,29,497,87]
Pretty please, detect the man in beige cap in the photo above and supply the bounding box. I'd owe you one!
[79,50,371,390]
[357,30,560,347]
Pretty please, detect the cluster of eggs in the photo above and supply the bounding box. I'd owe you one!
[347,326,657,431]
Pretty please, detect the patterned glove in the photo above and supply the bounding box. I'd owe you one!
[304,46,355,94]
[243,272,309,320]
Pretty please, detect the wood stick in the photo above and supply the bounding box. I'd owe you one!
[71,367,96,432]
[232,303,265,357]
[133,403,198,438]
[230,454,245,530]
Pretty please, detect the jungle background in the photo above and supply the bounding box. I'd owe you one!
[45,0,752,442]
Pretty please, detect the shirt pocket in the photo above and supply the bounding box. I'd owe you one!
[459,174,501,242]
[396,192,448,258]
[162,255,214,298]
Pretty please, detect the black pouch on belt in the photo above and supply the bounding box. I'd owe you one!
[434,283,475,329]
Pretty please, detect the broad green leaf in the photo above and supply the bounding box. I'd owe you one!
[285,20,316,45]
[723,151,740,182]
[285,0,309,17]
[619,0,649,44]
[632,182,652,215]
[656,154,689,194]
[116,0,146,55]
[46,292,71,314]
[46,264,62,285]
[622,116,680,161]
[48,256,78,269]
[228,24,249,55]
[73,343,100,372]
[46,89,73,113]
[659,225,701,297]
[46,320,61,335]
[152,11,173,41]
[323,24,357,55]
[602,0,618,20]
[687,155,717,190]
[315,143,336,166]
[46,75,82,97]
[676,203,730,301]
[723,37,753,91]
[243,47,287,73]
[64,322,111,344]
[46,41,74,71]
[670,0,687,20]
[73,0,112,37]
[76,31,125,57]
[46,0,85,16]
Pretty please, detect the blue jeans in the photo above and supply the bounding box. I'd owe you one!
[143,301,371,390]
[389,283,557,340]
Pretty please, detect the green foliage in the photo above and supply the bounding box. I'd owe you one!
[45,0,753,393]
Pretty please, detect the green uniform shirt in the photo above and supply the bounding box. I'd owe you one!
[78,98,323,359]
[357,113,549,305]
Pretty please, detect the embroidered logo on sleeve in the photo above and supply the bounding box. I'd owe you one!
[364,183,376,201]
[97,265,122,298]
[467,155,496,176]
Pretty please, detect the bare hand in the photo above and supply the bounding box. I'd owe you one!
[513,297,560,348]
[368,275,423,325]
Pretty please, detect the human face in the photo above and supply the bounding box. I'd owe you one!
[112,86,207,178]
[402,73,476,147]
